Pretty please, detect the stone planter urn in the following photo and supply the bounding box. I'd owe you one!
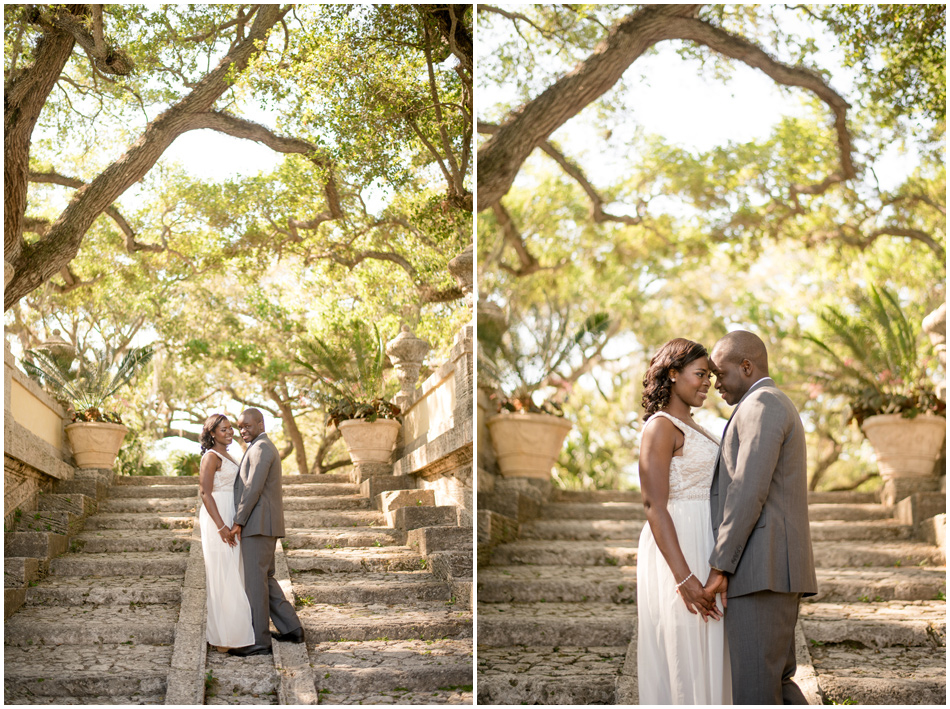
[861,413,946,505]
[65,422,129,469]
[487,412,573,479]
[338,419,402,464]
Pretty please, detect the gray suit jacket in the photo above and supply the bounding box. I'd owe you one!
[709,378,817,598]
[233,433,286,538]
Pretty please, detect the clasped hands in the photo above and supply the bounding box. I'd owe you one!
[218,523,242,547]
[677,569,728,622]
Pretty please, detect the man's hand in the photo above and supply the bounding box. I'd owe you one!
[230,524,242,544]
[704,568,728,610]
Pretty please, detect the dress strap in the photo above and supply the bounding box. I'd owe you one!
[647,410,687,433]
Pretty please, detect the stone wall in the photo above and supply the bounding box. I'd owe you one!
[3,341,75,529]
[392,324,474,526]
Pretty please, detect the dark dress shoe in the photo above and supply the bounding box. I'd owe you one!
[271,627,305,643]
[227,643,272,657]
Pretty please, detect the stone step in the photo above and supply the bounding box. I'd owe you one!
[812,645,946,705]
[4,603,180,646]
[478,565,636,604]
[3,693,167,705]
[69,529,193,554]
[800,600,946,648]
[286,547,424,573]
[293,572,452,604]
[114,475,199,486]
[4,531,68,560]
[283,483,360,497]
[26,576,183,606]
[407,526,472,555]
[489,539,638,567]
[3,643,173,700]
[4,557,44,588]
[477,602,635,647]
[296,603,472,643]
[477,646,626,705]
[810,568,946,603]
[520,519,645,541]
[15,509,83,536]
[807,491,880,505]
[37,492,97,517]
[107,484,198,498]
[205,647,279,703]
[283,510,384,528]
[429,550,474,582]
[807,503,894,521]
[282,495,372,511]
[84,513,194,530]
[812,540,945,568]
[283,473,355,485]
[551,489,641,504]
[316,689,473,705]
[99,497,197,514]
[539,502,646,521]
[54,478,110,502]
[48,551,188,578]
[311,638,472,694]
[284,528,404,549]
[809,520,912,542]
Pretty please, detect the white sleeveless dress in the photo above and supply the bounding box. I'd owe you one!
[636,411,732,704]
[199,449,255,648]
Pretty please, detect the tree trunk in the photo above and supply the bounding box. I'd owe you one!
[267,385,308,476]
[4,7,80,266]
[4,5,285,311]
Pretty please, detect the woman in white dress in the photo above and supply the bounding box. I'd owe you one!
[198,414,255,651]
[637,338,731,704]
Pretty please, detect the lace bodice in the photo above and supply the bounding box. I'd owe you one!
[646,411,720,501]
[205,449,240,492]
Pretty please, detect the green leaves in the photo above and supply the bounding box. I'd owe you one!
[24,345,155,421]
[804,284,945,426]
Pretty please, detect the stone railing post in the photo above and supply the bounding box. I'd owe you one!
[386,325,430,413]
[922,301,946,400]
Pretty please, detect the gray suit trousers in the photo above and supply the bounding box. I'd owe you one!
[726,590,807,705]
[240,535,301,646]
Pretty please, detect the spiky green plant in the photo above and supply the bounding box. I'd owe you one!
[296,321,399,426]
[478,298,612,415]
[804,285,944,426]
[23,346,155,423]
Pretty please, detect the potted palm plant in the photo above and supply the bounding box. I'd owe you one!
[479,300,611,480]
[23,345,155,469]
[297,320,401,464]
[805,285,945,503]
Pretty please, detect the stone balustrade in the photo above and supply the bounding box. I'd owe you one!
[4,340,75,529]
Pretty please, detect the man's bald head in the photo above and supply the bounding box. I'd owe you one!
[709,330,770,405]
[237,408,265,443]
[712,330,769,374]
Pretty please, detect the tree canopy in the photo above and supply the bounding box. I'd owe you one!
[476,3,945,490]
[6,4,473,473]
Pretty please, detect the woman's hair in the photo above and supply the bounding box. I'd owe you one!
[641,338,708,420]
[200,413,229,453]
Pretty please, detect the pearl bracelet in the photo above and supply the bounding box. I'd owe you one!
[217,524,227,532]
[674,572,694,589]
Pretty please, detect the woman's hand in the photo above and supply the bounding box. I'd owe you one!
[677,574,722,621]
[219,525,236,547]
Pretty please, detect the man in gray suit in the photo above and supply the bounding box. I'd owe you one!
[227,408,304,656]
[703,331,818,704]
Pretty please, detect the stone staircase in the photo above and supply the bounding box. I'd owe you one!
[476,488,946,705]
[285,474,473,705]
[4,471,473,705]
[5,474,195,704]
